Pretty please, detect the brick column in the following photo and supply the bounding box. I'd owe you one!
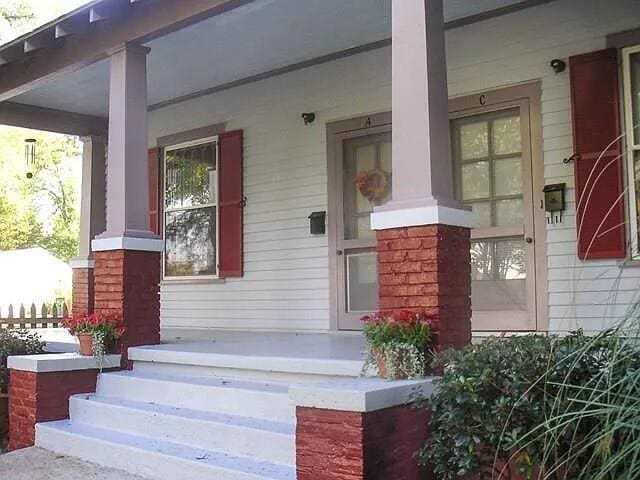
[293,378,434,480]
[7,354,120,450]
[71,267,94,315]
[377,224,471,350]
[94,249,161,367]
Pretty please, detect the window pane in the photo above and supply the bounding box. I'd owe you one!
[461,161,490,200]
[494,157,522,196]
[346,252,378,312]
[460,122,489,160]
[165,207,216,277]
[495,198,523,226]
[470,202,492,228]
[471,241,493,281]
[492,115,521,155]
[631,52,640,145]
[165,142,216,209]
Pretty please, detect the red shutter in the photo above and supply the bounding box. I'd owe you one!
[569,48,626,259]
[148,147,161,235]
[218,130,244,277]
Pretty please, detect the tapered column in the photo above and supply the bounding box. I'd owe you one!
[92,43,161,364]
[70,135,106,315]
[372,0,472,350]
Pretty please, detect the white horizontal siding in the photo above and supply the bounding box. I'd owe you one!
[151,0,640,334]
[149,46,391,332]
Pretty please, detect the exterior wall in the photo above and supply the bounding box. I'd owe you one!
[150,47,391,333]
[150,0,640,334]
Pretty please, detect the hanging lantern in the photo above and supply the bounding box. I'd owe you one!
[25,138,36,179]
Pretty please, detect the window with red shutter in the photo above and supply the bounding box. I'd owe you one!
[569,48,626,259]
[218,130,244,278]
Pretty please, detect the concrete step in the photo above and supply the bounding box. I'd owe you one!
[128,344,364,383]
[96,370,294,423]
[36,420,295,480]
[69,394,295,466]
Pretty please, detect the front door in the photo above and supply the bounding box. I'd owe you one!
[450,86,543,331]
[329,114,392,330]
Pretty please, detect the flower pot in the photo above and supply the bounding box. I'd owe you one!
[77,333,94,356]
[374,348,412,380]
[0,392,8,442]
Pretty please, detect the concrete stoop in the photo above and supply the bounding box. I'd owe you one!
[34,346,365,480]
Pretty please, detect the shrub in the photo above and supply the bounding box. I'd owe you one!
[0,329,45,394]
[418,331,640,479]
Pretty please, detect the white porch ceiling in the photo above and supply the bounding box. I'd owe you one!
[10,0,527,117]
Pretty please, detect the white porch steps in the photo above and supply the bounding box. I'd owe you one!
[33,339,369,480]
[35,368,300,480]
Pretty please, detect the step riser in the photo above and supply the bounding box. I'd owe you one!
[133,360,357,384]
[69,396,295,466]
[96,374,295,423]
[36,424,277,480]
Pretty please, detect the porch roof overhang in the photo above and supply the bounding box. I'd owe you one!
[0,0,556,134]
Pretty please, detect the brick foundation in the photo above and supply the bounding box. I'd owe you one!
[377,224,471,350]
[72,267,94,316]
[94,249,161,367]
[8,369,99,450]
[296,405,431,480]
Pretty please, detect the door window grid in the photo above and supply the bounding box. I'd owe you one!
[453,109,523,229]
[343,133,392,241]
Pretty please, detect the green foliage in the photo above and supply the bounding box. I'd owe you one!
[419,331,640,479]
[0,126,81,261]
[0,329,45,394]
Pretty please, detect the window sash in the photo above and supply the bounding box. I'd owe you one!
[623,45,640,258]
[163,136,219,279]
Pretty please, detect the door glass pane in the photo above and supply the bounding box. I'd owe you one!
[494,157,522,196]
[495,198,523,226]
[470,202,492,228]
[630,52,640,145]
[471,239,526,312]
[347,252,378,312]
[343,132,392,240]
[492,116,521,155]
[460,122,489,160]
[461,161,490,200]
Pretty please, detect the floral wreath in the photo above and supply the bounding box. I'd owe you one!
[355,168,390,201]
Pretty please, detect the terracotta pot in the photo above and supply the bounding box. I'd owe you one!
[77,333,94,356]
[0,393,8,442]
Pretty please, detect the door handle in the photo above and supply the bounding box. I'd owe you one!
[337,250,344,256]
[525,237,533,244]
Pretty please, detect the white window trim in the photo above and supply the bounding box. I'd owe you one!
[623,45,640,258]
[162,135,220,280]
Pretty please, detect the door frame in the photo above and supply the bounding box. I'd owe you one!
[449,81,547,332]
[327,112,392,330]
[327,82,547,332]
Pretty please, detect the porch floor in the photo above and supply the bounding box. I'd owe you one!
[130,331,367,379]
[158,331,363,360]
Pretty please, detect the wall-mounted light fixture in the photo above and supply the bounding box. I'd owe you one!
[301,112,316,125]
[24,138,36,179]
[550,58,566,74]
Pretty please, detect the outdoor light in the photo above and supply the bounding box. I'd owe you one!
[301,112,316,125]
[24,138,36,179]
[550,58,566,74]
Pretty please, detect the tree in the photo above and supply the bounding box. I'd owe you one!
[0,1,35,43]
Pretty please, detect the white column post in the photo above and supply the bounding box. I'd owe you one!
[92,42,162,252]
[71,135,106,267]
[371,0,472,230]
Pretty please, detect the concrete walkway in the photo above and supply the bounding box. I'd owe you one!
[0,448,150,480]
